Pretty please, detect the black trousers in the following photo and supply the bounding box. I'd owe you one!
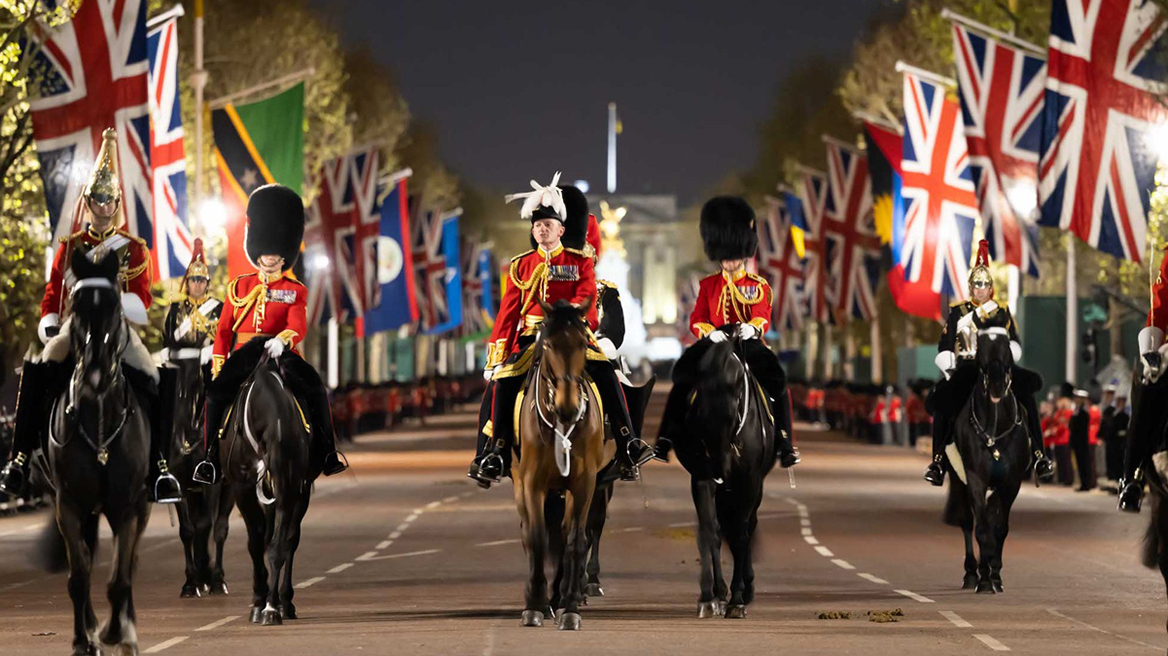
[1124,370,1168,482]
[1071,438,1096,490]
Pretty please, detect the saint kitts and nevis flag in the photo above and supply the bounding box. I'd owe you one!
[211,83,304,279]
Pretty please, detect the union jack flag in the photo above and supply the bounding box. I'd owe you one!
[952,20,1043,277]
[146,13,192,279]
[793,168,833,324]
[1039,0,1168,262]
[899,71,979,303]
[305,155,358,326]
[460,239,495,335]
[758,196,805,332]
[412,208,454,331]
[27,0,152,248]
[822,139,881,320]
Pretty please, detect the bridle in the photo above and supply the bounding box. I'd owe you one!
[969,327,1021,459]
[531,330,589,455]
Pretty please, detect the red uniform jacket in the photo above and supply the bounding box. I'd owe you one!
[1088,405,1101,445]
[486,244,597,368]
[689,269,772,339]
[211,271,308,371]
[42,225,152,318]
[1149,248,1168,332]
[1051,408,1072,447]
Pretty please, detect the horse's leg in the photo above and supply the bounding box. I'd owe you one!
[191,490,214,594]
[99,500,148,654]
[209,483,233,595]
[545,492,566,616]
[58,501,97,656]
[279,488,311,621]
[990,482,1020,593]
[946,476,978,589]
[724,482,760,619]
[969,479,996,594]
[584,485,612,598]
[177,497,200,598]
[557,474,596,631]
[516,474,550,627]
[261,494,293,626]
[236,487,270,622]
[691,477,724,618]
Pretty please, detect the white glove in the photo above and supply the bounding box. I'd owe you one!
[934,351,956,380]
[200,345,213,365]
[38,313,60,344]
[265,336,286,359]
[483,366,498,381]
[596,336,618,360]
[1010,340,1022,363]
[1139,326,1166,384]
[737,324,759,340]
[708,330,728,343]
[121,293,148,325]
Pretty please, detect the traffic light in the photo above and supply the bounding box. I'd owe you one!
[1081,328,1097,367]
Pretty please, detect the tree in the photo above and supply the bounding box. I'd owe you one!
[344,47,411,176]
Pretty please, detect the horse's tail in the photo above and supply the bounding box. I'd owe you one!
[31,518,69,573]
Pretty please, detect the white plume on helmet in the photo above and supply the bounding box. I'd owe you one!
[505,171,566,221]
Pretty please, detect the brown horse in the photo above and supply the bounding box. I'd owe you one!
[513,301,608,631]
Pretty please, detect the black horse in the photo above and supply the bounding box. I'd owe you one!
[215,348,316,625]
[943,327,1030,594]
[44,250,153,656]
[164,358,234,599]
[673,332,775,618]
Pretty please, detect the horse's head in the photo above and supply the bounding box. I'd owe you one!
[68,248,126,393]
[693,330,747,476]
[537,299,590,423]
[976,327,1014,404]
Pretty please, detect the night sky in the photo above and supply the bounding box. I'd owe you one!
[312,0,893,202]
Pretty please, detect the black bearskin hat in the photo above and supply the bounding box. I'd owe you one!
[700,196,758,261]
[557,185,590,250]
[1059,381,1075,399]
[245,184,304,271]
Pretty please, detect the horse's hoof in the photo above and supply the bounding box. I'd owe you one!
[584,583,604,597]
[725,604,747,619]
[209,581,229,596]
[260,608,283,626]
[991,579,1003,593]
[558,612,582,631]
[520,610,544,627]
[198,583,211,596]
[249,607,264,624]
[716,600,728,616]
[279,604,297,620]
[180,583,201,599]
[962,573,979,590]
[975,580,996,594]
[697,601,722,618]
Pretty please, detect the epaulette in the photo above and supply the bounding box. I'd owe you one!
[563,247,588,258]
[950,300,968,308]
[117,228,147,246]
[746,272,771,287]
[597,279,618,290]
[62,228,88,243]
[285,276,307,289]
[510,250,535,262]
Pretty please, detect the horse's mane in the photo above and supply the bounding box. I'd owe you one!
[541,300,588,338]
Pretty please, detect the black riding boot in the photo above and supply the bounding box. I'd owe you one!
[1019,392,1054,484]
[193,394,228,485]
[653,382,692,463]
[470,375,522,487]
[772,388,800,468]
[0,361,51,498]
[302,383,348,476]
[1119,374,1166,513]
[145,367,182,504]
[590,363,652,481]
[924,414,951,486]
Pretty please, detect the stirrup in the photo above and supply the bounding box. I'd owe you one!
[153,472,182,504]
[652,438,673,463]
[322,451,349,476]
[192,460,218,485]
[626,437,654,466]
[0,458,28,498]
[475,453,504,483]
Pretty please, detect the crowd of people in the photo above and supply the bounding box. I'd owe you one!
[330,375,488,441]
[788,379,933,446]
[1039,383,1130,492]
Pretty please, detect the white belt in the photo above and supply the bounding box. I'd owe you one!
[171,348,203,360]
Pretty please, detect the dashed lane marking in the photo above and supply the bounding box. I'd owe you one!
[389,531,402,539]
[377,540,394,549]
[195,615,241,632]
[800,518,811,527]
[668,521,696,528]
[355,551,380,561]
[1046,609,1162,651]
[405,513,420,522]
[328,563,354,574]
[355,548,441,562]
[830,559,855,570]
[940,611,972,628]
[394,523,411,532]
[803,535,819,545]
[295,576,326,589]
[973,634,1010,651]
[477,539,521,547]
[801,527,814,536]
[443,495,460,504]
[614,527,643,533]
[858,573,889,585]
[814,546,834,557]
[894,589,935,604]
[144,636,188,653]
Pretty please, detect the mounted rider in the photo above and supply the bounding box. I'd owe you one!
[923,240,1053,486]
[1118,245,1168,512]
[653,196,800,469]
[0,128,182,503]
[468,173,653,487]
[163,239,222,367]
[192,184,348,485]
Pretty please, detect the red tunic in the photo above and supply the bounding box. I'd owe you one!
[42,225,152,318]
[211,271,308,370]
[1149,248,1168,332]
[485,244,597,368]
[689,269,772,339]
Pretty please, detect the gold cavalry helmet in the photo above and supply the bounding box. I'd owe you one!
[181,238,211,295]
[968,238,992,297]
[83,128,122,205]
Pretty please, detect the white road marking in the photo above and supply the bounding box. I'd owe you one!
[615,527,643,533]
[784,498,800,506]
[801,527,814,536]
[427,500,442,509]
[803,535,819,545]
[858,573,889,585]
[800,518,812,527]
[973,634,1010,651]
[195,615,241,632]
[894,589,935,603]
[328,563,354,574]
[356,548,441,562]
[477,539,521,547]
[814,546,834,557]
[1046,609,1162,651]
[395,523,410,532]
[355,551,381,561]
[831,559,855,570]
[377,540,394,549]
[482,624,497,656]
[144,636,188,653]
[406,513,420,523]
[389,531,402,539]
[940,611,972,628]
[294,576,326,589]
[668,521,696,528]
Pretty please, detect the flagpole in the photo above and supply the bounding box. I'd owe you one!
[1066,236,1078,383]
[852,112,902,134]
[145,4,185,29]
[607,102,617,193]
[821,134,864,154]
[941,9,1046,56]
[207,68,316,109]
[870,313,882,384]
[192,0,206,237]
[894,61,956,88]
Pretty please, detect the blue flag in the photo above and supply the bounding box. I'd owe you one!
[426,212,463,335]
[783,191,807,259]
[363,173,419,334]
[479,248,495,321]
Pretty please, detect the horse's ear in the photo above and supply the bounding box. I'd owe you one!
[95,249,119,283]
[537,298,553,315]
[70,248,91,280]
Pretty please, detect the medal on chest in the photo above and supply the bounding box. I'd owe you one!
[267,288,297,304]
[548,264,579,282]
